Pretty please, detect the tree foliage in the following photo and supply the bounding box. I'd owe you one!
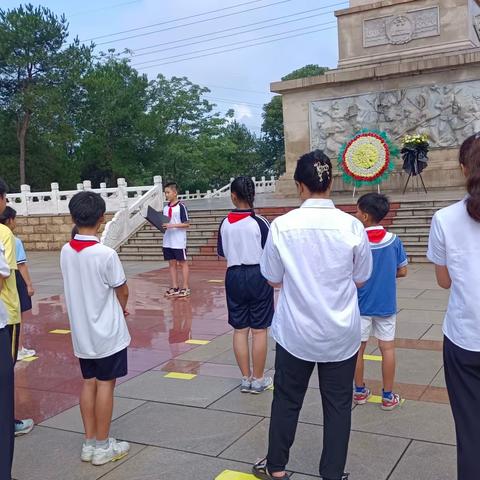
[0,5,327,194]
[261,64,329,174]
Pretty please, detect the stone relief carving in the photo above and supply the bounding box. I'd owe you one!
[364,6,440,48]
[309,80,480,158]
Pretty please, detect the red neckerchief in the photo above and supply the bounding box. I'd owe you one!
[227,210,253,224]
[69,238,99,252]
[366,228,387,243]
[168,201,180,218]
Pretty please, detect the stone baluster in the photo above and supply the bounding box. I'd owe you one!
[50,182,60,215]
[117,178,128,209]
[20,184,30,216]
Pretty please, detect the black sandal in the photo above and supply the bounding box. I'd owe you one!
[252,458,290,480]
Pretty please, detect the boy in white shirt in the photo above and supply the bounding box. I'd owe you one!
[61,191,131,466]
[162,182,190,297]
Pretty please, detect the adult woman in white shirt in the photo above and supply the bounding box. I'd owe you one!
[427,133,480,480]
[253,150,372,480]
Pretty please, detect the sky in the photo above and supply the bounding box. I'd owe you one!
[2,0,344,132]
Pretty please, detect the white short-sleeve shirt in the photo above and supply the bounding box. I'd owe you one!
[163,202,189,249]
[60,234,131,359]
[260,198,373,363]
[0,241,10,329]
[427,198,480,351]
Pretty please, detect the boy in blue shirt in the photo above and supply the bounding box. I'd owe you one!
[353,193,408,411]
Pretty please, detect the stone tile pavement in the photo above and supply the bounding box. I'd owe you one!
[12,254,456,480]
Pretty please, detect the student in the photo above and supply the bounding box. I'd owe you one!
[353,193,408,410]
[0,206,36,360]
[217,176,274,394]
[0,187,34,437]
[427,133,480,480]
[254,150,372,480]
[61,191,131,466]
[162,182,190,297]
[0,177,14,480]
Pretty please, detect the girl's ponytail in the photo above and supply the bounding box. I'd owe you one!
[459,134,480,222]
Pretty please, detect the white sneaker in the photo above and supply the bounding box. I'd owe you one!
[81,443,95,462]
[250,376,273,394]
[91,438,130,466]
[17,347,36,360]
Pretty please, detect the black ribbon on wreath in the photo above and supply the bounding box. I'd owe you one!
[401,144,429,176]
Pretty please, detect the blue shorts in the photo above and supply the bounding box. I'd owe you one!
[163,248,187,262]
[79,348,128,381]
[225,265,274,330]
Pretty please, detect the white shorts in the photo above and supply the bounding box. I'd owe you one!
[361,315,396,342]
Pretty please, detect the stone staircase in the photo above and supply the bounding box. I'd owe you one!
[118,198,458,265]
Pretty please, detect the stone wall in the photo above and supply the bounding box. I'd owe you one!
[14,214,113,251]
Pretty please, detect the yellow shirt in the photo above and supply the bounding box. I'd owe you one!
[0,224,20,325]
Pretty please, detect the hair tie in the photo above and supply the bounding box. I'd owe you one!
[314,161,330,181]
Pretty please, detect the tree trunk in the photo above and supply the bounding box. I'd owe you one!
[16,111,31,185]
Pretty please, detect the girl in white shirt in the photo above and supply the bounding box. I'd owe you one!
[427,133,480,480]
[253,150,372,480]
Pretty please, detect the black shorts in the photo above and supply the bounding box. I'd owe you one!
[163,248,187,262]
[16,270,32,313]
[79,348,128,381]
[225,264,274,330]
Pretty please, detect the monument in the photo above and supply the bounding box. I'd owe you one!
[273,0,480,194]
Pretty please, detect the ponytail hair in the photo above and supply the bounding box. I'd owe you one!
[231,176,255,208]
[459,133,480,222]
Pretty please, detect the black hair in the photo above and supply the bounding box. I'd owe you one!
[0,206,17,225]
[459,133,480,222]
[357,193,390,223]
[71,226,79,239]
[164,182,178,192]
[68,191,106,228]
[0,177,8,197]
[230,176,255,208]
[293,150,332,193]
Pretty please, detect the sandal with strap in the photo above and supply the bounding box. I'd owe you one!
[165,288,180,297]
[252,458,290,480]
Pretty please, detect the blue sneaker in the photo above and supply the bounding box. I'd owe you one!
[15,418,34,436]
[250,376,273,394]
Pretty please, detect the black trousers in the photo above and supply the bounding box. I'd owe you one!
[0,327,14,480]
[444,336,480,480]
[6,324,20,365]
[267,343,357,480]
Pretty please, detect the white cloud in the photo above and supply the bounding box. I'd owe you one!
[233,104,253,122]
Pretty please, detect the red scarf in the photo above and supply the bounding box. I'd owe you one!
[69,239,99,252]
[168,201,180,218]
[227,211,253,224]
[366,228,387,243]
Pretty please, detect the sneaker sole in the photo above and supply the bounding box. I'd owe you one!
[81,455,93,462]
[92,451,129,466]
[381,403,400,411]
[353,393,372,405]
[14,424,34,437]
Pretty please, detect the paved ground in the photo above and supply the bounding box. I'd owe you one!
[12,253,455,480]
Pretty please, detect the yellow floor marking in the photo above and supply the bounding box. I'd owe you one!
[216,470,257,480]
[21,356,38,362]
[164,372,197,380]
[185,339,210,345]
[208,279,224,284]
[363,354,382,361]
[367,395,406,405]
[49,329,71,334]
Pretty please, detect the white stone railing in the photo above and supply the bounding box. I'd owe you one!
[6,178,159,216]
[101,176,164,250]
[178,176,276,201]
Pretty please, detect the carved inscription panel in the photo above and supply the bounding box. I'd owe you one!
[364,6,440,48]
[309,80,480,158]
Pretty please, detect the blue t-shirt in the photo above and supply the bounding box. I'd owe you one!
[15,237,27,264]
[357,232,407,317]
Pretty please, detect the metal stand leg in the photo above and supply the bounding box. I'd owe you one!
[418,172,428,194]
[402,173,412,195]
[352,186,356,198]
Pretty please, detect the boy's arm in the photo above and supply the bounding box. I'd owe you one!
[115,283,129,314]
[396,266,408,278]
[18,263,35,296]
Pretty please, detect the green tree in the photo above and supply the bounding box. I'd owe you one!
[260,64,329,175]
[0,4,91,184]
